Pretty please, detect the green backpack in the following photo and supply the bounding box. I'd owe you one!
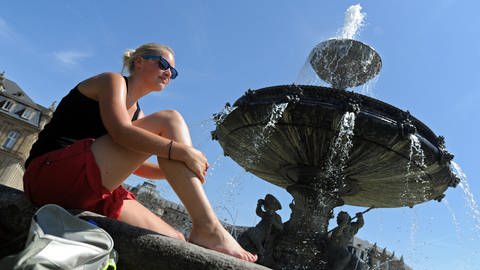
[0,204,116,270]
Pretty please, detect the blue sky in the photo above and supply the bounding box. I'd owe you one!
[1,1,479,269]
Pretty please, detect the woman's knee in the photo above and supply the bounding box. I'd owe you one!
[133,110,185,134]
[152,110,191,142]
[154,109,184,122]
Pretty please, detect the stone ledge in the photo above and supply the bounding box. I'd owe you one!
[0,184,270,270]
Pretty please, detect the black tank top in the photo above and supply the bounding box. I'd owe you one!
[25,76,140,168]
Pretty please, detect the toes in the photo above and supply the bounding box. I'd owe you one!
[242,252,257,262]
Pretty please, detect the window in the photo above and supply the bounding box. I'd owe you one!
[2,130,20,150]
[1,99,15,111]
[21,108,35,120]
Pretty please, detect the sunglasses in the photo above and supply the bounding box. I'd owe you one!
[142,55,178,79]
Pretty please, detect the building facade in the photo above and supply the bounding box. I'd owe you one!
[348,237,412,270]
[0,72,53,190]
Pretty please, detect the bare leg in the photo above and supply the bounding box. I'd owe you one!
[91,133,184,240]
[158,155,257,262]
[91,110,257,262]
[119,200,185,240]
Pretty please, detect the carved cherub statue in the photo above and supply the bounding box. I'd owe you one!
[327,211,365,270]
[238,194,283,263]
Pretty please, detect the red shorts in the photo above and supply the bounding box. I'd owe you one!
[23,138,136,219]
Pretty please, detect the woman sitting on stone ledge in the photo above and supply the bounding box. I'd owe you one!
[23,42,257,262]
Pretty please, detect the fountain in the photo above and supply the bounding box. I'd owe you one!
[211,5,460,270]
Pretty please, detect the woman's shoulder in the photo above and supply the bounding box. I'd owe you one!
[83,72,124,84]
[78,72,127,100]
[80,72,126,89]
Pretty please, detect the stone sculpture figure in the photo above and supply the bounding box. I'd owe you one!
[238,194,283,265]
[327,211,364,270]
[0,71,5,91]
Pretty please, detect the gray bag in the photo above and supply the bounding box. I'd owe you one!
[0,204,116,270]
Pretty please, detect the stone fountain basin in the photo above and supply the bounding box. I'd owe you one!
[213,85,455,208]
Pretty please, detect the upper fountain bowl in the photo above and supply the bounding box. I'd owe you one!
[309,39,382,89]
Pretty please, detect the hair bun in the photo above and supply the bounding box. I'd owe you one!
[123,49,136,59]
[122,49,137,74]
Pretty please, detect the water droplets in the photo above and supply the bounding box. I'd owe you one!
[320,111,357,193]
[246,103,289,165]
[407,134,426,171]
[265,103,289,130]
[212,104,237,126]
[451,161,480,233]
[400,134,430,205]
[442,199,462,237]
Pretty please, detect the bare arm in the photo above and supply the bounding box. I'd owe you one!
[129,110,166,179]
[85,72,207,182]
[133,161,166,179]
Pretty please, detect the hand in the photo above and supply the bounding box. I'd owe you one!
[174,142,209,184]
[257,199,265,205]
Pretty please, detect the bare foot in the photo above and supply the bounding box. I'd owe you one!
[188,222,258,262]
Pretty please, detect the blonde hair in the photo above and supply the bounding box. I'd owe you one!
[122,43,174,74]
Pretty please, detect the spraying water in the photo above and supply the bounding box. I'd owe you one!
[442,199,462,238]
[338,4,366,39]
[246,103,289,165]
[407,134,426,170]
[264,103,289,130]
[212,104,238,126]
[295,60,326,86]
[206,153,224,178]
[451,161,480,232]
[215,170,247,226]
[322,111,357,192]
[400,134,430,204]
[408,210,418,263]
[356,75,378,97]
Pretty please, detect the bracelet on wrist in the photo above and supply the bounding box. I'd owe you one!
[167,140,174,160]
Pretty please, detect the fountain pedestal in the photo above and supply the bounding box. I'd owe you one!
[272,184,344,270]
[287,184,343,235]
